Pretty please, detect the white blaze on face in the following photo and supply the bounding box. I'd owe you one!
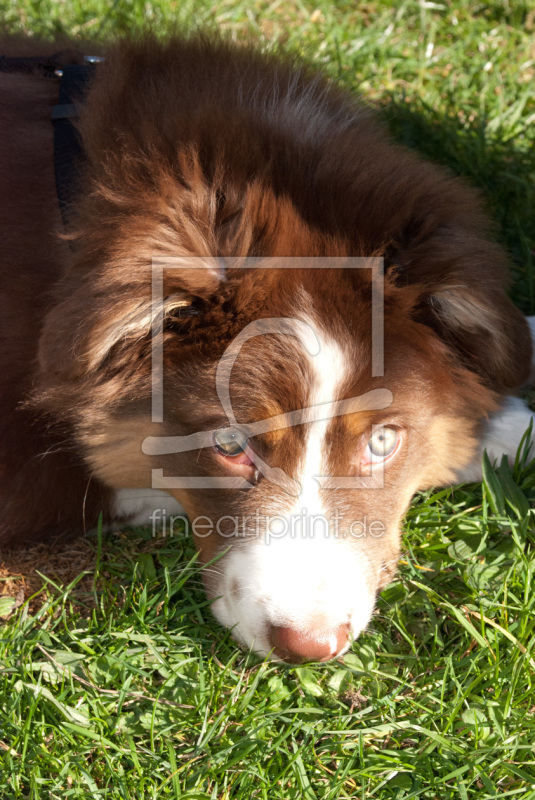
[292,315,350,517]
[210,313,378,657]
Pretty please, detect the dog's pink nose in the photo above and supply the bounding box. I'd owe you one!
[269,623,350,663]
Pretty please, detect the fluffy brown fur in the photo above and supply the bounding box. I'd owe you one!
[0,34,532,659]
[1,35,530,539]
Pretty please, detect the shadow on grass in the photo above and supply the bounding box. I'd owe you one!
[377,97,535,314]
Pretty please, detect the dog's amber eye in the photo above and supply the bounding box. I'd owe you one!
[213,428,249,458]
[366,427,399,462]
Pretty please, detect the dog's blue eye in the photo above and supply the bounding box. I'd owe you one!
[213,428,248,457]
[366,427,399,462]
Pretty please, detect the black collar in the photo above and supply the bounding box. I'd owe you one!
[51,62,96,226]
[0,52,98,227]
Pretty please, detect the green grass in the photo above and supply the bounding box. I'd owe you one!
[1,1,535,797]
[2,453,535,799]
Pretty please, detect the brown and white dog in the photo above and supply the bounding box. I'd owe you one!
[0,35,533,662]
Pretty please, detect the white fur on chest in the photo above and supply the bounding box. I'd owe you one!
[113,488,185,527]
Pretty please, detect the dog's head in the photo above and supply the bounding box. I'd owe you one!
[35,38,531,661]
[37,250,527,661]
[135,262,498,662]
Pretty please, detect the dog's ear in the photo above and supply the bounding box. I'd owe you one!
[37,256,224,382]
[388,228,532,392]
[422,282,531,391]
